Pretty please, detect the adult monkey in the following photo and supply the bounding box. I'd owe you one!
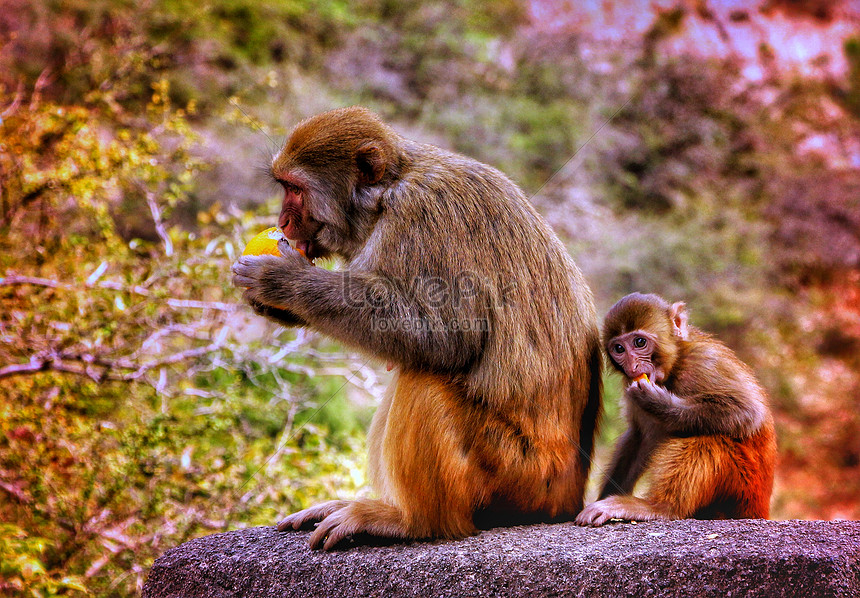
[232,106,602,550]
[576,293,776,526]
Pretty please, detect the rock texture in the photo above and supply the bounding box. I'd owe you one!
[144,519,860,597]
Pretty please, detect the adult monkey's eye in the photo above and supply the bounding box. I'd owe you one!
[633,337,646,348]
[281,181,300,194]
[613,344,625,354]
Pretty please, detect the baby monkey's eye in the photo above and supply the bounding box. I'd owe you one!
[613,344,625,354]
[633,337,647,349]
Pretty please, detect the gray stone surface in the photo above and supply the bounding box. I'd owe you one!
[143,519,860,597]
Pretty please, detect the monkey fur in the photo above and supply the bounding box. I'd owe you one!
[576,292,776,526]
[232,106,602,549]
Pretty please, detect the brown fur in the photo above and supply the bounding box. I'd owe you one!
[232,107,602,549]
[576,293,776,526]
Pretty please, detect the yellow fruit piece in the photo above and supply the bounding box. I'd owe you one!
[242,227,313,262]
[242,227,284,257]
[634,374,649,383]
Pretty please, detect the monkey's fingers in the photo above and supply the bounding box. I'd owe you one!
[276,514,307,532]
[231,260,260,288]
[277,238,314,264]
[629,378,650,391]
[576,500,620,527]
[277,500,349,532]
[591,512,614,526]
[580,512,603,526]
[574,504,599,526]
[232,274,257,288]
[310,510,356,551]
[231,257,263,277]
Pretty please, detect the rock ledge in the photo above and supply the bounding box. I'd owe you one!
[143,519,860,597]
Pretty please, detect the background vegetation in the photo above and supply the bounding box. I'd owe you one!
[1,0,858,595]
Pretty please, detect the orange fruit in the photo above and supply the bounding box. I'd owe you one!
[634,373,649,383]
[241,227,312,262]
[242,227,285,257]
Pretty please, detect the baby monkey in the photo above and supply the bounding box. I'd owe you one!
[576,293,776,526]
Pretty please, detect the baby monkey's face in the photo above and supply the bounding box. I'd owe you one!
[607,329,663,384]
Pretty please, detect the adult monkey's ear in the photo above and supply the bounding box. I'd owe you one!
[356,141,385,185]
[669,302,689,340]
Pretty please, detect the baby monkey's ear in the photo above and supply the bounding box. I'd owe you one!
[669,302,689,341]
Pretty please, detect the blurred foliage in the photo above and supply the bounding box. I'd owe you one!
[0,5,373,594]
[1,1,860,595]
[0,524,86,597]
[844,36,860,117]
[0,98,368,595]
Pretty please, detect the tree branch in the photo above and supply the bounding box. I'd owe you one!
[0,341,226,383]
[145,191,174,257]
[1,80,24,119]
[0,354,50,378]
[0,273,239,312]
